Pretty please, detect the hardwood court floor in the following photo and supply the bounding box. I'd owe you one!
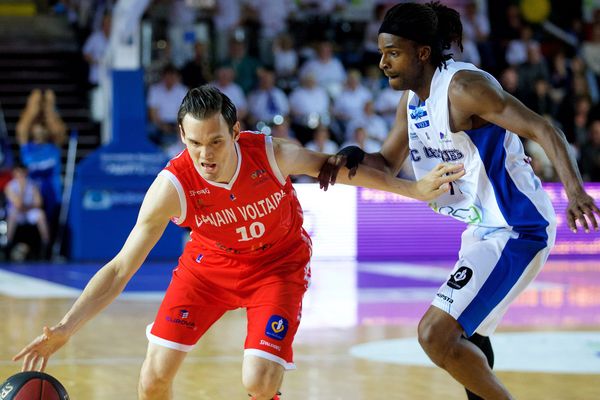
[1,259,599,399]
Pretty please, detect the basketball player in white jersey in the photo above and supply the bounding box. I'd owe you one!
[319,2,600,400]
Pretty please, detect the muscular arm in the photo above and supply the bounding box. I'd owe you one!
[13,175,180,370]
[273,137,461,201]
[58,175,178,335]
[449,70,599,231]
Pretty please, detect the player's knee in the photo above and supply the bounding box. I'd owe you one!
[242,363,280,400]
[138,362,172,398]
[418,317,451,365]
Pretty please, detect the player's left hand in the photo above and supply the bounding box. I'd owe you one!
[414,163,465,201]
[566,190,600,233]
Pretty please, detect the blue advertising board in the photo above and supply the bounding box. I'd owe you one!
[69,70,183,261]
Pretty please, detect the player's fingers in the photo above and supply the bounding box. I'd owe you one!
[438,169,465,184]
[40,356,48,372]
[13,340,39,361]
[348,166,358,179]
[584,207,599,231]
[567,209,578,233]
[22,352,35,372]
[575,208,590,233]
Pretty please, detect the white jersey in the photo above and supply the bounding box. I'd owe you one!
[406,60,555,237]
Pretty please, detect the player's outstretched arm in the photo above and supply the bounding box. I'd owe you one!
[450,70,600,232]
[12,175,180,372]
[318,91,410,190]
[273,137,464,201]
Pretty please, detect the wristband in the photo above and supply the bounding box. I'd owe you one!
[337,146,365,169]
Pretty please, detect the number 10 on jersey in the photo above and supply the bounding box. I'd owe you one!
[236,222,266,241]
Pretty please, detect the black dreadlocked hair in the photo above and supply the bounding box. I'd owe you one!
[379,1,463,70]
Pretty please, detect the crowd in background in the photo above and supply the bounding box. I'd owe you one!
[3,0,600,260]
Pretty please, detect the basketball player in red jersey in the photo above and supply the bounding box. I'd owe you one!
[13,85,464,400]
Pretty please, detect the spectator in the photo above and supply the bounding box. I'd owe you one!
[288,72,330,144]
[83,12,111,121]
[461,0,494,69]
[147,64,189,156]
[223,38,261,94]
[82,13,110,87]
[516,43,550,102]
[4,161,51,261]
[272,33,299,90]
[341,125,379,153]
[299,41,347,98]
[247,66,290,127]
[346,100,388,145]
[245,0,297,64]
[180,41,212,90]
[0,129,14,191]
[212,65,248,123]
[582,22,600,77]
[506,25,540,66]
[332,69,373,138]
[581,119,600,181]
[167,0,198,68]
[305,125,338,154]
[16,89,65,233]
[374,86,403,127]
[212,0,242,63]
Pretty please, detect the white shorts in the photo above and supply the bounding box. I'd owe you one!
[432,223,556,337]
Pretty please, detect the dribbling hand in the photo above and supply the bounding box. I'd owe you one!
[13,325,70,372]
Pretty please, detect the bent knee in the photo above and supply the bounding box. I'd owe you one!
[417,312,462,365]
[242,362,282,399]
[139,362,173,397]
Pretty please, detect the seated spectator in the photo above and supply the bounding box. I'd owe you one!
[506,25,540,66]
[223,38,261,94]
[83,13,111,88]
[341,125,380,153]
[16,89,65,234]
[270,118,300,146]
[288,72,330,144]
[581,119,600,181]
[247,66,290,128]
[305,125,338,154]
[4,161,50,261]
[180,41,212,90]
[212,65,248,123]
[582,23,600,77]
[299,40,347,98]
[0,131,14,191]
[332,69,373,138]
[272,33,299,90]
[374,86,403,127]
[346,101,388,145]
[147,64,188,156]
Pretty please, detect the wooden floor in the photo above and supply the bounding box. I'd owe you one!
[1,259,600,399]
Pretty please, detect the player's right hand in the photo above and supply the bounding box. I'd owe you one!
[318,154,348,191]
[13,325,70,372]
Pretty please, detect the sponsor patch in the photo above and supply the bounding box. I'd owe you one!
[265,315,288,341]
[447,266,473,289]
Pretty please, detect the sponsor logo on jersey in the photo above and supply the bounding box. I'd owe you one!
[166,313,196,329]
[265,315,288,341]
[415,120,430,129]
[189,188,210,196]
[409,132,419,140]
[447,266,473,289]
[195,254,203,263]
[259,339,282,352]
[179,309,189,319]
[251,169,267,179]
[436,292,454,303]
[409,107,427,120]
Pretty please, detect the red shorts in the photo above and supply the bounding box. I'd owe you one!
[147,244,311,370]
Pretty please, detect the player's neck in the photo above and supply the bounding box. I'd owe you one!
[413,66,436,102]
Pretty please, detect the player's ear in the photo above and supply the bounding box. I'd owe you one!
[417,45,431,63]
[232,121,241,141]
[178,124,185,144]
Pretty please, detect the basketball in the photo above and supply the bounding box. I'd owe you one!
[0,372,69,400]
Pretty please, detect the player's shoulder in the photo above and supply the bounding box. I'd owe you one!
[238,130,268,148]
[164,148,193,173]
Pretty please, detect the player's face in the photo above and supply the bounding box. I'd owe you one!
[378,33,427,91]
[180,113,240,183]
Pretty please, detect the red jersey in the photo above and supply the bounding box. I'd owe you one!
[160,132,311,265]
